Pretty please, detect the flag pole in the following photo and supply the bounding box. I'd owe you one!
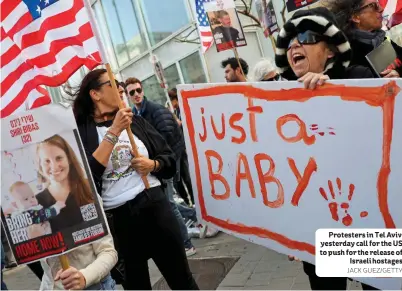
[82,0,150,189]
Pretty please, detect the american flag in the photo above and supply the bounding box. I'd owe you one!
[379,0,402,27]
[195,0,213,53]
[1,0,102,118]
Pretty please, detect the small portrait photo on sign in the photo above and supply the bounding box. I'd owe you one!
[286,0,320,13]
[204,0,247,52]
[255,0,278,37]
[1,128,107,264]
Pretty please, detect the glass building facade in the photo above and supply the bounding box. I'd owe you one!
[48,0,402,106]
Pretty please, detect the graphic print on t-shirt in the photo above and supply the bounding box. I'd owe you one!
[106,140,135,181]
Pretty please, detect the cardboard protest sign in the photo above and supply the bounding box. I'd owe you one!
[204,0,247,52]
[178,79,402,290]
[255,0,278,37]
[1,104,108,264]
[286,0,320,12]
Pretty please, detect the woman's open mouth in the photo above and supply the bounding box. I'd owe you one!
[292,53,306,65]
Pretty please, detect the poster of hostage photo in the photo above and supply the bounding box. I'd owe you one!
[205,0,247,52]
[1,104,108,264]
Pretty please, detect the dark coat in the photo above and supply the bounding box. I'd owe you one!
[213,26,240,43]
[133,97,185,160]
[77,115,176,195]
[348,37,402,77]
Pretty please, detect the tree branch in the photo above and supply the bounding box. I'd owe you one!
[181,27,198,39]
[239,0,248,9]
[248,0,253,14]
[237,9,261,26]
[243,24,262,28]
[173,37,200,44]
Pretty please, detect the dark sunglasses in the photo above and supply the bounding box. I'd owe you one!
[99,80,119,88]
[354,1,381,12]
[287,30,326,50]
[262,74,280,82]
[129,88,143,96]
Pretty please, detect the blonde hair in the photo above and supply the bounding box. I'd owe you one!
[9,181,28,194]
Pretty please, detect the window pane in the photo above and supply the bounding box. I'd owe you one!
[180,52,207,84]
[141,75,164,105]
[139,0,189,46]
[141,64,181,106]
[101,0,129,66]
[113,0,147,59]
[93,2,118,70]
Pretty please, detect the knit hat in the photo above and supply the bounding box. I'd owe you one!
[275,7,352,79]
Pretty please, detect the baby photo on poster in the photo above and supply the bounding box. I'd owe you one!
[1,106,108,265]
[204,0,247,52]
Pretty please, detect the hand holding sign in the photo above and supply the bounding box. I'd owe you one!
[54,266,86,290]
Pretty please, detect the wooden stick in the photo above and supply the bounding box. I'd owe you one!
[269,35,277,53]
[233,48,246,80]
[105,63,150,189]
[59,254,70,270]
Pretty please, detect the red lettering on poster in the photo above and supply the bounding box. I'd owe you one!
[181,81,400,255]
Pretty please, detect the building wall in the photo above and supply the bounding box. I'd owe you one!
[47,0,402,106]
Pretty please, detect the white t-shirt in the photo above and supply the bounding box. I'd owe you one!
[96,126,161,210]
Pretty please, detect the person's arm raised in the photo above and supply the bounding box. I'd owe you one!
[92,108,133,167]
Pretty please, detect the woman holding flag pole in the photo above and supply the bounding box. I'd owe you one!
[69,1,199,290]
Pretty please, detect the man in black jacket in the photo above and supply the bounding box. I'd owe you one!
[275,6,376,291]
[126,77,196,256]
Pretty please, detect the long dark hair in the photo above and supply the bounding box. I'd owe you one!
[73,68,107,125]
[37,134,94,206]
[324,0,365,33]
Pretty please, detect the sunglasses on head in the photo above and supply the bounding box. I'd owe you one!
[129,88,143,96]
[287,30,326,50]
[354,1,381,12]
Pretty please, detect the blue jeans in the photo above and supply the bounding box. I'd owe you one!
[85,274,115,290]
[164,178,193,249]
[177,203,197,223]
[1,244,7,290]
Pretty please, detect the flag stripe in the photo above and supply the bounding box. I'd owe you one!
[1,54,98,118]
[7,12,32,40]
[1,24,94,95]
[19,0,82,50]
[19,9,90,59]
[1,0,102,118]
[2,36,99,101]
[0,41,20,68]
[0,0,21,22]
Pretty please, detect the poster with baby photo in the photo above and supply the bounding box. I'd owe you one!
[1,104,109,265]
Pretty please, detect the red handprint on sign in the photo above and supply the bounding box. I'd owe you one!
[319,178,368,226]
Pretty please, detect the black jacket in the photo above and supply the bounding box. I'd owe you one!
[133,97,185,159]
[327,64,374,80]
[348,37,402,77]
[284,62,374,81]
[213,26,240,43]
[77,115,176,195]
